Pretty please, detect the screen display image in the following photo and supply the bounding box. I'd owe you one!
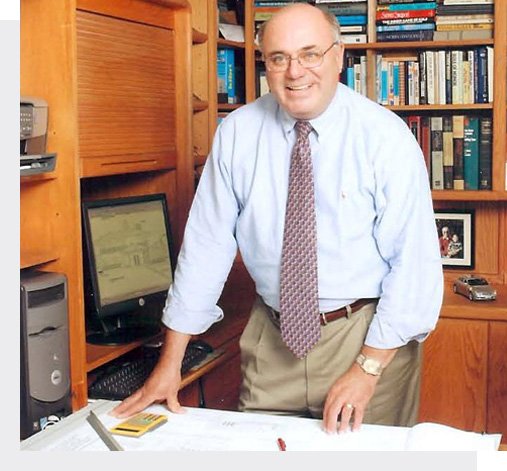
[82,194,175,345]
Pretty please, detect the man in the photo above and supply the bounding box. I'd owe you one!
[439,226,451,257]
[112,4,443,434]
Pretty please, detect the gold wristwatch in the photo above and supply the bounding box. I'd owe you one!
[355,353,384,376]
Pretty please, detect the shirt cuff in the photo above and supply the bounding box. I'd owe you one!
[161,299,224,335]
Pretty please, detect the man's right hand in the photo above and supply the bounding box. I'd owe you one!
[109,328,192,418]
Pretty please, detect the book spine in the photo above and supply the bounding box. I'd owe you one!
[376,9,436,20]
[452,115,465,190]
[479,116,492,190]
[463,116,480,190]
[217,48,228,104]
[376,29,434,41]
[377,2,437,11]
[476,46,488,104]
[376,17,434,26]
[376,22,435,32]
[226,48,236,104]
[430,116,444,190]
[418,51,427,105]
[421,116,432,180]
[442,116,454,189]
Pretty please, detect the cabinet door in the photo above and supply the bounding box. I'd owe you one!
[419,317,488,431]
[488,321,507,440]
[201,348,242,411]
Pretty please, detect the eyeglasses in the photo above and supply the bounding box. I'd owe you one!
[263,42,338,72]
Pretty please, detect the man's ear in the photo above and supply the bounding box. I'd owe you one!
[335,42,345,73]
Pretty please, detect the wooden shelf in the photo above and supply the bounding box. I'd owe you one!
[20,250,59,270]
[86,332,164,372]
[388,104,493,112]
[217,38,245,49]
[192,27,207,44]
[218,103,243,111]
[193,96,209,112]
[441,283,507,322]
[352,39,495,50]
[20,172,58,184]
[432,190,507,201]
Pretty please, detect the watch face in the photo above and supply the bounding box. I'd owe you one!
[363,358,381,375]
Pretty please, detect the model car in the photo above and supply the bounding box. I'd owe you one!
[453,275,497,301]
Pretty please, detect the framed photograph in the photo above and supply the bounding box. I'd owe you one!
[435,210,474,269]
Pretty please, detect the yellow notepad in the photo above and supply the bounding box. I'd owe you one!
[110,412,168,438]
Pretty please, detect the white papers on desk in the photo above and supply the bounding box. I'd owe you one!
[20,400,501,451]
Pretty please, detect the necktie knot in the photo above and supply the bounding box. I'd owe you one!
[295,120,312,140]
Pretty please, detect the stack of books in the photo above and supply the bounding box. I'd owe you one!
[315,0,368,44]
[341,51,367,94]
[434,0,494,41]
[375,0,437,42]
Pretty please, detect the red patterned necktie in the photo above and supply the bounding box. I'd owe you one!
[279,120,320,359]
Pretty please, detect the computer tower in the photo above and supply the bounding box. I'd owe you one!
[20,270,72,440]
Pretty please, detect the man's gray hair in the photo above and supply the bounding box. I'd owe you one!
[256,6,341,50]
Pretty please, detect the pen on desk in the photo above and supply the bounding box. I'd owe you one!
[277,437,286,451]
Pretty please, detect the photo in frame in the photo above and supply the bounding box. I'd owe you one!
[434,210,474,269]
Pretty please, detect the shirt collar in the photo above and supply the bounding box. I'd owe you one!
[277,83,345,141]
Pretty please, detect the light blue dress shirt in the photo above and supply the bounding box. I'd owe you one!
[162,83,444,349]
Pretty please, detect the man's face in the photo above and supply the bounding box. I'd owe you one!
[261,7,344,120]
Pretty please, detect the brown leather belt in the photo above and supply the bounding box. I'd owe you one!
[267,298,379,329]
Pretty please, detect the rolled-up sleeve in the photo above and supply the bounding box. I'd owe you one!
[161,126,239,334]
[365,129,444,349]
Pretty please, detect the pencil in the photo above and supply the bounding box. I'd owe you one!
[277,437,286,451]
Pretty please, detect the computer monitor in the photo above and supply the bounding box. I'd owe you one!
[81,193,175,345]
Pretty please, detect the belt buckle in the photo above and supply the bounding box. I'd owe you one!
[319,312,328,325]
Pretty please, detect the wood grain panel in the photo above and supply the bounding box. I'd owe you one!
[419,318,488,431]
[76,10,176,176]
[487,321,507,441]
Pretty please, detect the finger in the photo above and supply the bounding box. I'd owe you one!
[351,406,364,432]
[166,395,186,414]
[322,399,341,434]
[109,390,143,417]
[337,403,354,434]
[111,389,153,418]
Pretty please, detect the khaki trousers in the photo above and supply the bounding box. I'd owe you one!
[238,297,421,427]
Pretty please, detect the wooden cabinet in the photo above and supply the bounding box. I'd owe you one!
[21,0,193,410]
[419,285,507,443]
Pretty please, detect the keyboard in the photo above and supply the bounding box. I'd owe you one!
[88,340,213,401]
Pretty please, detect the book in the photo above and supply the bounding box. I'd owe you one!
[376,29,434,41]
[442,116,454,189]
[463,115,480,190]
[341,33,368,44]
[376,22,435,32]
[377,2,437,11]
[475,46,488,104]
[452,115,465,190]
[430,116,444,190]
[376,9,436,20]
[217,48,228,104]
[478,116,492,190]
[421,116,431,178]
[433,29,493,40]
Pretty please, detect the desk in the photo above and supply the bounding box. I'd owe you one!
[21,401,501,451]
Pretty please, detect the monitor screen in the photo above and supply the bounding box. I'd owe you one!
[82,193,175,345]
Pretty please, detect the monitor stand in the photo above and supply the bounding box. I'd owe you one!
[86,320,161,346]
